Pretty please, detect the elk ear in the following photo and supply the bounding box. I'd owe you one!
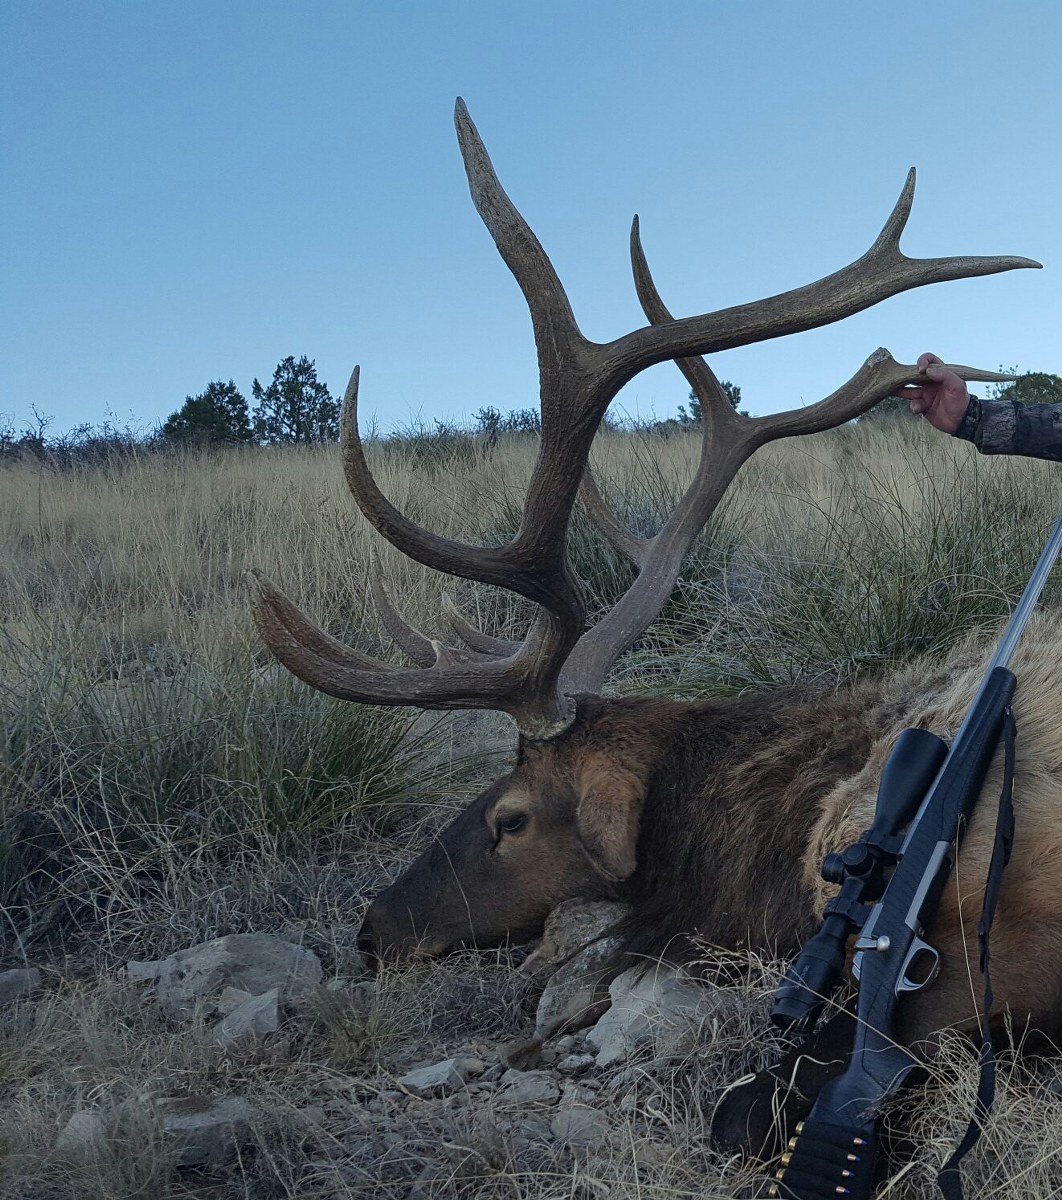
[574,754,645,881]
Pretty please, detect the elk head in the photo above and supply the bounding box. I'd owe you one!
[251,99,1036,964]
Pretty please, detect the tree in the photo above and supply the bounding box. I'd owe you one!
[252,356,339,444]
[989,371,1062,407]
[162,380,252,445]
[678,382,742,424]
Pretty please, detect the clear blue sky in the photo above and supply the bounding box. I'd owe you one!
[2,1,1060,436]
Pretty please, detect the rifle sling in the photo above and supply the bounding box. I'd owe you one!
[937,703,1017,1198]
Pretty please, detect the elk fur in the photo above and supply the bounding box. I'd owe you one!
[603,610,1062,1043]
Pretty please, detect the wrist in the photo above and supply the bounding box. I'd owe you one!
[951,396,980,442]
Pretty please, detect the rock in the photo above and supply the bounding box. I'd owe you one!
[557,1053,595,1076]
[151,934,322,1018]
[587,965,714,1067]
[534,936,621,1040]
[550,1105,610,1148]
[213,988,280,1047]
[397,1059,468,1097]
[510,1116,554,1147]
[55,1109,108,1161]
[0,967,41,1006]
[157,1095,252,1166]
[124,959,162,984]
[496,1069,561,1106]
[561,1082,598,1105]
[522,899,628,976]
[453,1055,486,1078]
[215,986,256,1015]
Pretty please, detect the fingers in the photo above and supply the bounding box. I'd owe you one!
[897,383,930,414]
[917,352,944,373]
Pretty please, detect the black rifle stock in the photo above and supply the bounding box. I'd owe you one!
[769,667,1016,1200]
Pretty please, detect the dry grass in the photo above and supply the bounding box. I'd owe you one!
[4,421,1062,1197]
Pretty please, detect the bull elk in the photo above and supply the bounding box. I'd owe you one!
[251,101,1052,1155]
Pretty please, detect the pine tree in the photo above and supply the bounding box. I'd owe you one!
[162,381,252,445]
[252,356,339,444]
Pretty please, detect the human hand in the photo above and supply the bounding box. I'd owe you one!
[897,352,970,434]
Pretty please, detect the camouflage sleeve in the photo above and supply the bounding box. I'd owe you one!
[952,397,1062,462]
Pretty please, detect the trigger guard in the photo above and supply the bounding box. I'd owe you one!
[897,937,941,993]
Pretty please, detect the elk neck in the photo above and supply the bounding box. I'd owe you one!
[592,683,883,968]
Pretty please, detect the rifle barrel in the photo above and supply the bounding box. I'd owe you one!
[989,507,1062,674]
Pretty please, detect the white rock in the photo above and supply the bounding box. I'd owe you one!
[534,936,621,1040]
[123,959,162,984]
[557,1053,596,1075]
[0,967,41,1006]
[153,934,322,1018]
[453,1055,486,1078]
[550,1104,610,1148]
[397,1060,466,1098]
[55,1109,108,1161]
[522,899,628,975]
[215,986,256,1015]
[158,1095,252,1166]
[213,988,280,1048]
[587,965,714,1067]
[561,1082,598,1105]
[496,1069,561,1106]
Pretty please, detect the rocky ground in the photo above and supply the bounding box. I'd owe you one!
[8,895,1062,1200]
[0,897,806,1200]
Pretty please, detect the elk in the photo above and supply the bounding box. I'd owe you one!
[251,101,1050,1151]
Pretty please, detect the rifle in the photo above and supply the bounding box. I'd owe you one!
[766,509,1062,1200]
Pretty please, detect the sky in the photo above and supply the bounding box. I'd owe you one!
[2,1,1061,437]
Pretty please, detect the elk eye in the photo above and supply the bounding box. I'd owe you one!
[496,813,528,837]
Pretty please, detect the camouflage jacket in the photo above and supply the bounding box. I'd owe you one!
[954,398,1062,462]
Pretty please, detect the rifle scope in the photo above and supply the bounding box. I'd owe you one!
[771,727,948,1031]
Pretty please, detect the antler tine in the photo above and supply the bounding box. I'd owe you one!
[341,368,502,587]
[251,570,574,734]
[441,594,521,659]
[367,552,438,668]
[598,171,1040,393]
[630,215,741,429]
[457,101,636,581]
[454,98,583,382]
[753,351,1020,442]
[573,220,731,584]
[250,570,402,679]
[578,470,649,569]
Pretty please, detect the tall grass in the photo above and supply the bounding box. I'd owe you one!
[4,418,1060,948]
[3,419,1062,1197]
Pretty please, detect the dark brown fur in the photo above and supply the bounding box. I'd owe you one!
[610,686,878,965]
[359,681,883,967]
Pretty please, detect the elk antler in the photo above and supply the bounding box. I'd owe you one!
[251,100,1038,737]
